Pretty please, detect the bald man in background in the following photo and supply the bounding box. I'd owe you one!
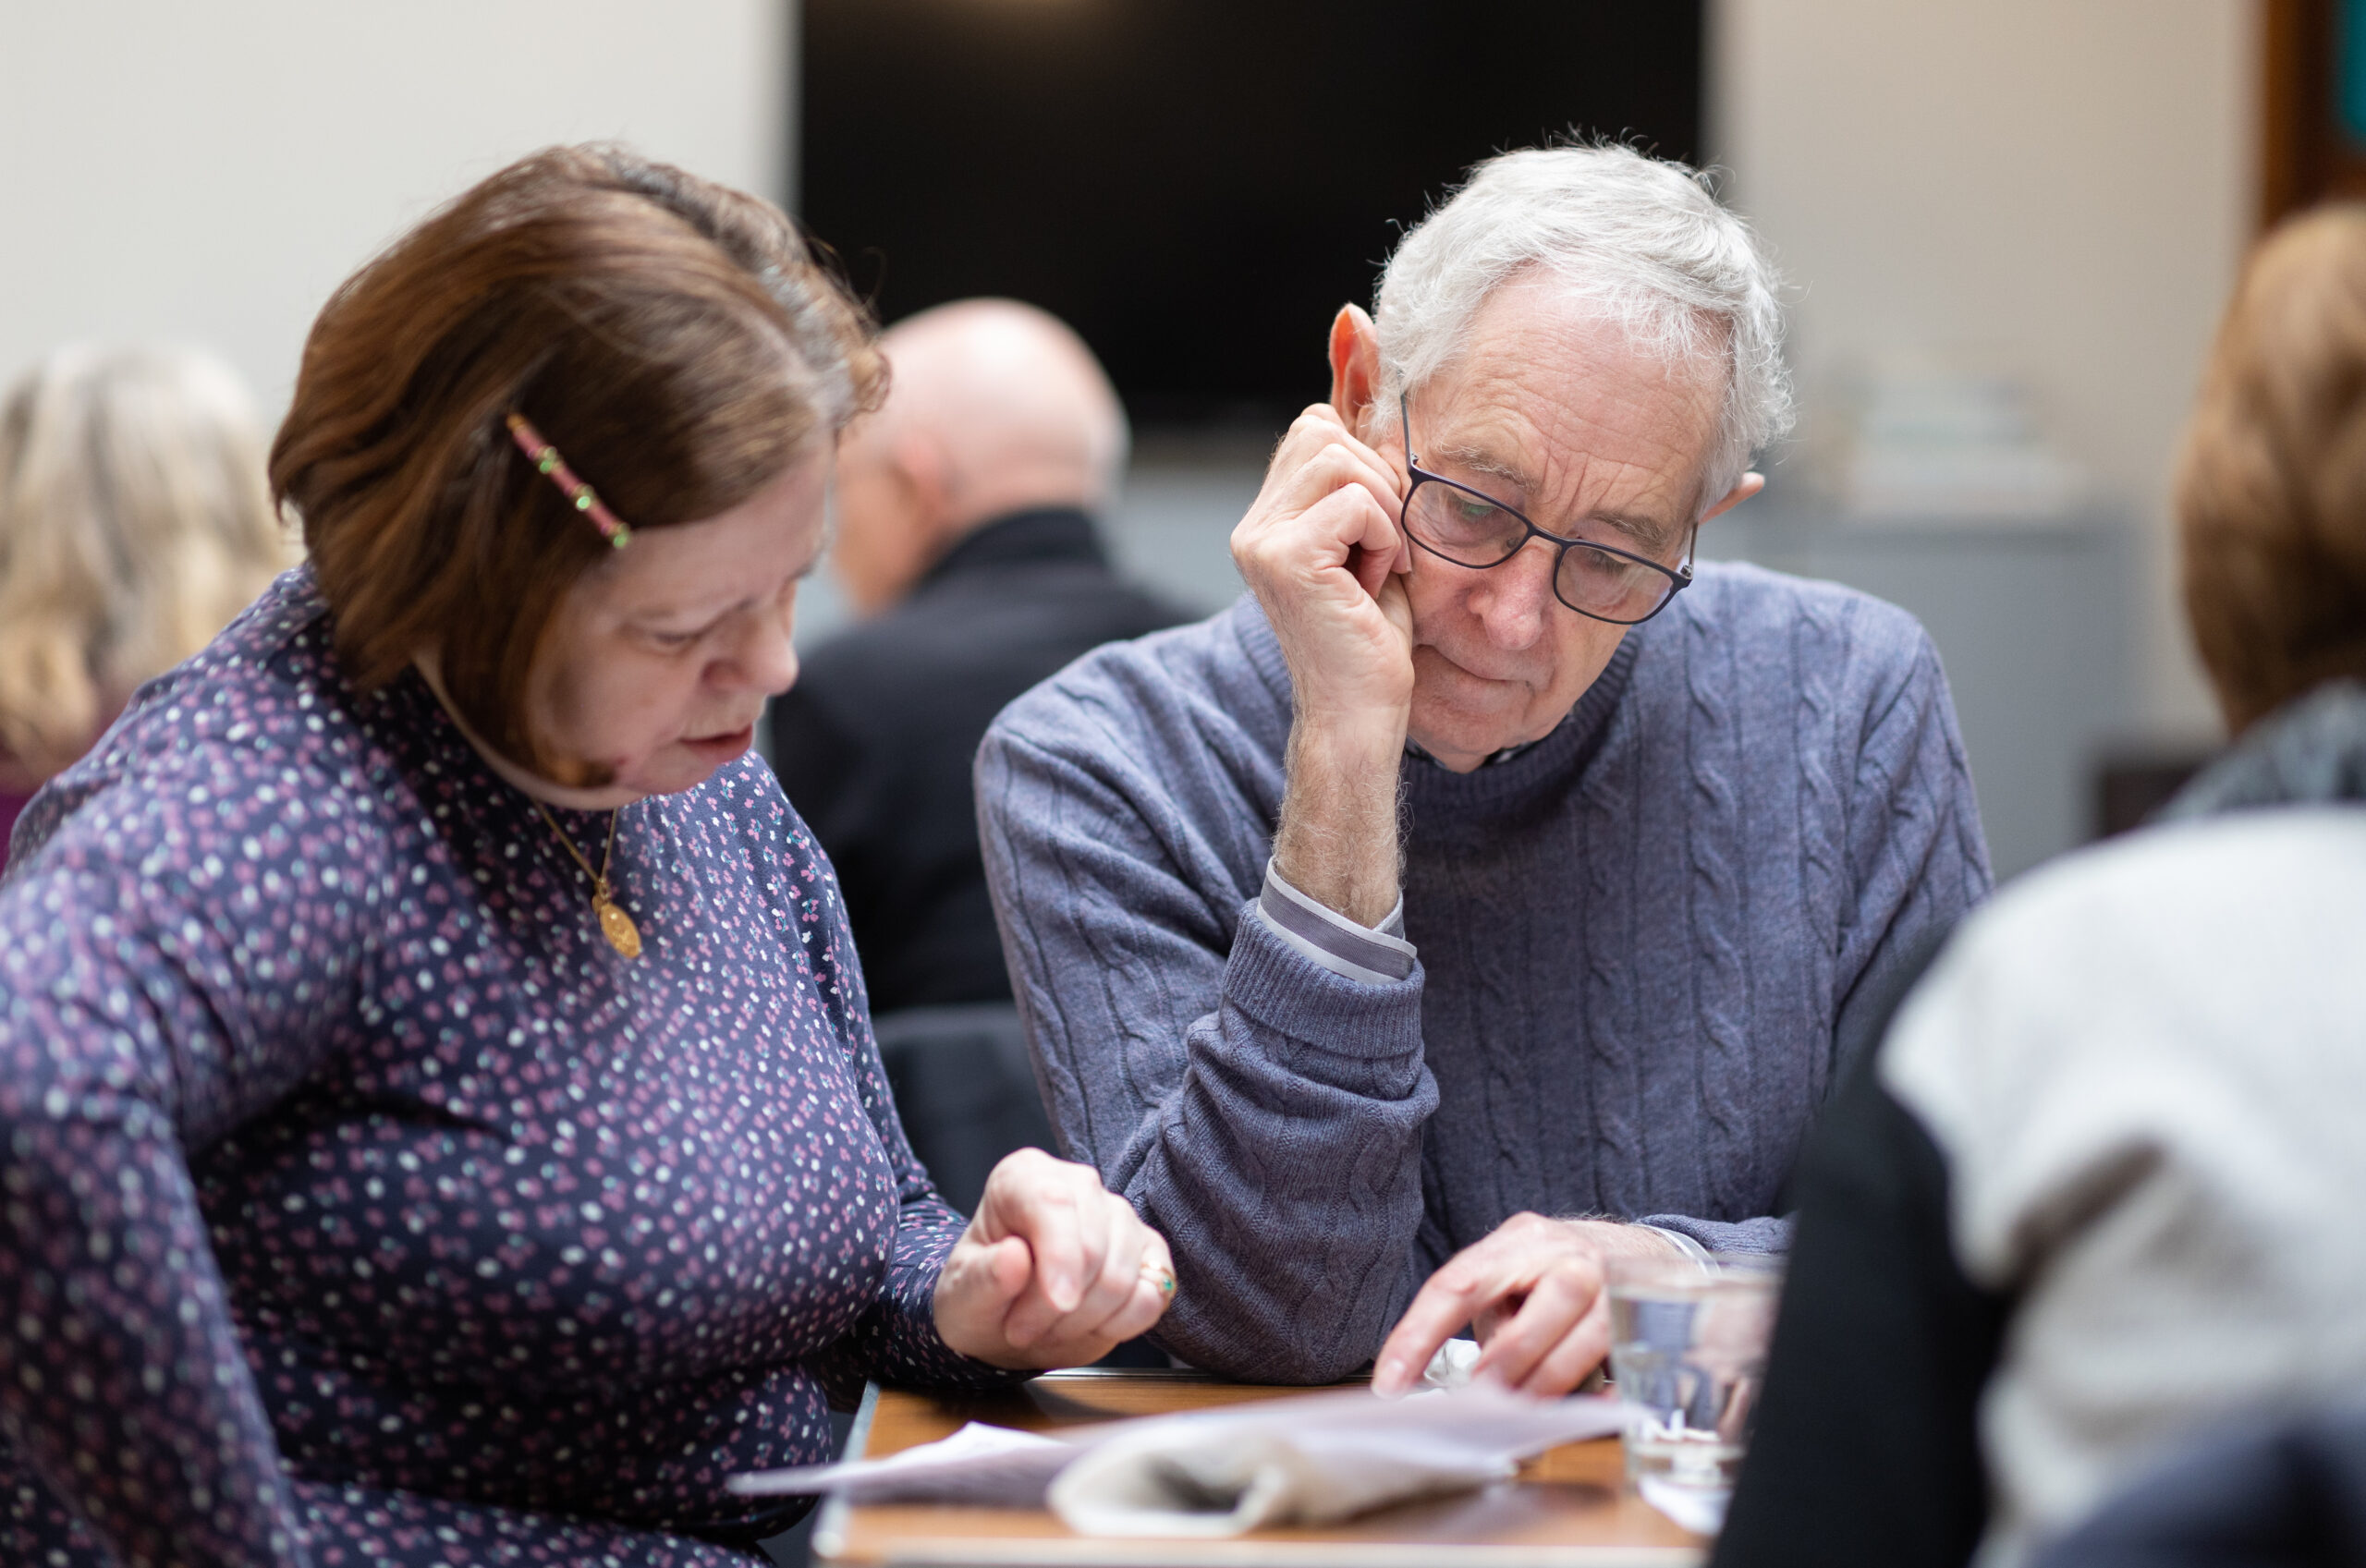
[769,300,1189,1208]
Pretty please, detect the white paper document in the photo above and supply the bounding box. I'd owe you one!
[726,1419,1076,1506]
[726,1379,1628,1537]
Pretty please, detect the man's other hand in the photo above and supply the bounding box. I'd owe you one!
[1372,1213,1691,1397]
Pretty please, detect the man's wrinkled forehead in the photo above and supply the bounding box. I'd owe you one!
[1421,384,1716,561]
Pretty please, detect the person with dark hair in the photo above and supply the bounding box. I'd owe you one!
[1713,204,2366,1568]
[0,145,1170,1568]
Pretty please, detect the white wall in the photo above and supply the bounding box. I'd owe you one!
[1708,0,2255,734]
[0,0,789,417]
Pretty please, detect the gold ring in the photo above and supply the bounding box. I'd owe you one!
[1141,1258,1177,1296]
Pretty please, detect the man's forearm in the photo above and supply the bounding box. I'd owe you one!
[1272,716,1405,928]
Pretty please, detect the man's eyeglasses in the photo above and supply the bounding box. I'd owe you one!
[1398,395,1694,626]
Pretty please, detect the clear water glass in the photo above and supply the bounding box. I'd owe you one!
[1604,1253,1783,1497]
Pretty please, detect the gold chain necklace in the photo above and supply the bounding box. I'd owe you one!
[532,800,642,959]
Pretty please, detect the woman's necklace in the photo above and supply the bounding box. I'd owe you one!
[532,800,642,959]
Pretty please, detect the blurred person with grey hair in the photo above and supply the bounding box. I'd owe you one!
[768,299,1188,1210]
[977,143,1992,1388]
[0,345,290,865]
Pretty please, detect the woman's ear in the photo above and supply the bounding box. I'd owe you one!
[1327,305,1385,443]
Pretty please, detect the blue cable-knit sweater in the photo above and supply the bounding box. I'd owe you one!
[977,562,1993,1384]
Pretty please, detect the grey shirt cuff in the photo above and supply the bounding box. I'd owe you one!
[1254,858,1418,985]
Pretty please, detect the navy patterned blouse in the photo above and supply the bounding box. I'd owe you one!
[0,568,1010,1566]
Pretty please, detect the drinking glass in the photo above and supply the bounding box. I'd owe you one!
[1604,1253,1783,1498]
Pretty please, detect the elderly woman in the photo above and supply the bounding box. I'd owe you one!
[0,345,290,857]
[0,146,1171,1568]
[1713,205,2366,1568]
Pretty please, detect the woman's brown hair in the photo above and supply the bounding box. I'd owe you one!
[271,144,883,782]
[2177,203,2366,732]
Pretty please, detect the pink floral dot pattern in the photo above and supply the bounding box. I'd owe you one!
[0,568,1011,1566]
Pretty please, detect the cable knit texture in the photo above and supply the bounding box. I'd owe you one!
[978,563,1992,1383]
[0,567,1014,1568]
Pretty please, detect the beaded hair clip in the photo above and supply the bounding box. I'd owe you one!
[505,411,633,549]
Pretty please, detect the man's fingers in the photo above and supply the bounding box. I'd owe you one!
[1276,444,1404,544]
[1470,1261,1604,1392]
[1512,1295,1613,1398]
[1290,485,1403,590]
[1273,403,1391,481]
[1374,571,1415,641]
[1374,1270,1496,1395]
[1238,414,1403,556]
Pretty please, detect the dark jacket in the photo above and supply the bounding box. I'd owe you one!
[769,506,1192,1015]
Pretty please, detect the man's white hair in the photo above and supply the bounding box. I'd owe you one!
[1375,142,1792,511]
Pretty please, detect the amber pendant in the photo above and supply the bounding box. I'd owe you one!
[594,894,642,959]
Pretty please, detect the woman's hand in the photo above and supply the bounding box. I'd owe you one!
[933,1149,1176,1369]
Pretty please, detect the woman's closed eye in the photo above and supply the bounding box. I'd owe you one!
[636,622,713,652]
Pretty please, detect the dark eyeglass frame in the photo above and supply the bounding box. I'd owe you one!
[1398,394,1695,626]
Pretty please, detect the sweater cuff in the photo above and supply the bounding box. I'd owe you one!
[1255,858,1417,985]
[1222,900,1427,1070]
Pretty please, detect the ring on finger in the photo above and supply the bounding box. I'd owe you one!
[1140,1258,1177,1297]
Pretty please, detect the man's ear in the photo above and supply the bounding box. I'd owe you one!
[1327,305,1385,444]
[1700,471,1765,525]
[889,430,955,536]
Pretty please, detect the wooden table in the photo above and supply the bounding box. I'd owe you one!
[810,1367,1707,1567]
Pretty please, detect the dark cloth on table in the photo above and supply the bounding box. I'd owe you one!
[768,507,1190,1016]
[2030,1403,2366,1568]
[0,567,1015,1568]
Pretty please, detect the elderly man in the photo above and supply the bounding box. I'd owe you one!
[771,299,1186,1209]
[975,145,1992,1391]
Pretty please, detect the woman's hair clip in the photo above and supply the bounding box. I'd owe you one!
[505,411,633,549]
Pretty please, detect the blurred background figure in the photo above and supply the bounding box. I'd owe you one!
[769,299,1189,1213]
[0,345,288,863]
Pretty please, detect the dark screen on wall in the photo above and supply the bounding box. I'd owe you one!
[801,0,1701,432]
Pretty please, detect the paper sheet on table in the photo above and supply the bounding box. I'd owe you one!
[726,1379,1627,1537]
[726,1419,1076,1505]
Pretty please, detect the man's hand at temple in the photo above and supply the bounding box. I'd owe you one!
[1229,399,1413,929]
[1372,1213,1694,1397]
